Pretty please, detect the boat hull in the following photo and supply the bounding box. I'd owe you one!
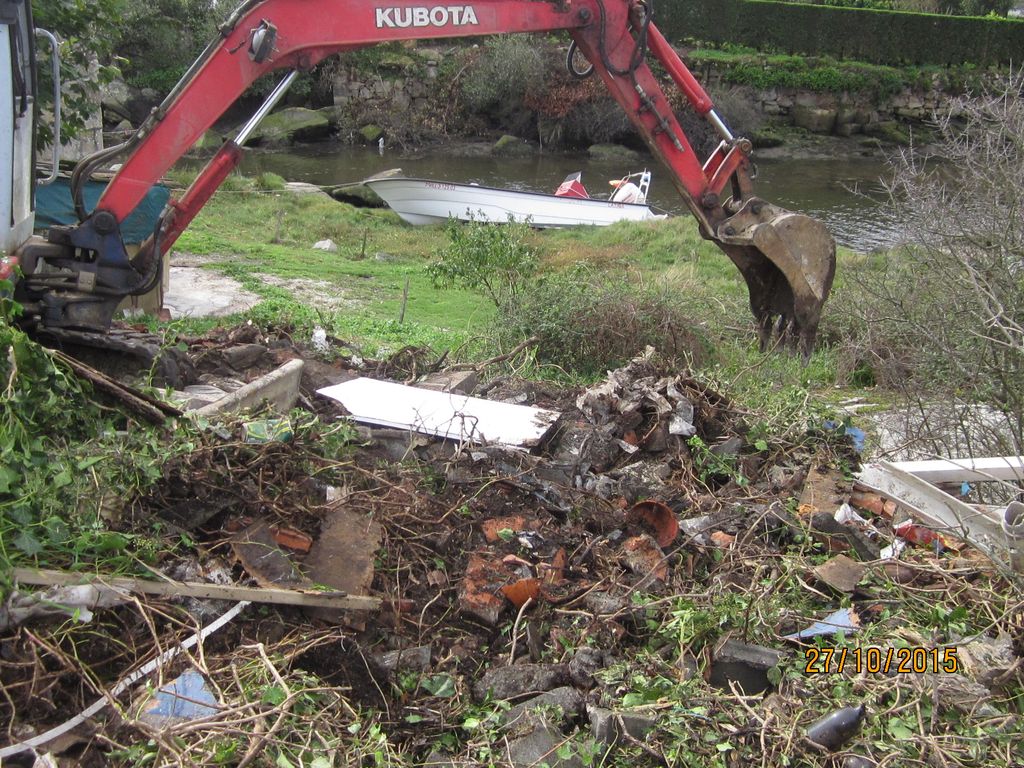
[363,177,665,228]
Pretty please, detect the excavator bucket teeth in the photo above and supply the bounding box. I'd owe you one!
[717,200,836,357]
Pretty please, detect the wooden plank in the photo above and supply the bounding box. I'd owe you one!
[888,456,1024,484]
[316,376,560,448]
[12,568,381,611]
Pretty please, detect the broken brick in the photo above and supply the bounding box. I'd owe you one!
[459,554,509,626]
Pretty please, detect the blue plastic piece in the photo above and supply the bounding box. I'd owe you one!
[783,607,859,641]
[144,669,219,721]
[823,420,865,453]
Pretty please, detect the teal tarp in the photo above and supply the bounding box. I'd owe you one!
[35,179,170,245]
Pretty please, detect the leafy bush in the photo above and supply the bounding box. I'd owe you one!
[427,217,538,310]
[496,264,711,376]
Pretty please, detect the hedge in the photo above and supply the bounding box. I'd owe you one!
[655,0,1024,66]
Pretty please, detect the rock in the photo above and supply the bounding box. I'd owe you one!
[472,663,569,701]
[417,370,479,396]
[191,129,224,152]
[810,512,881,561]
[372,645,433,674]
[506,715,583,768]
[587,705,657,744]
[359,124,384,143]
[492,134,533,157]
[792,105,838,134]
[313,239,339,253]
[710,436,743,458]
[245,107,332,146]
[316,105,346,128]
[587,143,642,163]
[221,343,268,371]
[709,638,786,694]
[500,686,584,727]
[568,647,607,688]
[862,120,910,145]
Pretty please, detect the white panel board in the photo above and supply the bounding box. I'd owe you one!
[889,456,1024,484]
[317,377,560,448]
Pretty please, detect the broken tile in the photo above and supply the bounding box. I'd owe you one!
[813,554,867,594]
[626,500,679,548]
[622,534,669,584]
[303,506,382,624]
[231,520,306,588]
[501,578,541,608]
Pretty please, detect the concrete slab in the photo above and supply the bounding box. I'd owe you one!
[164,266,260,318]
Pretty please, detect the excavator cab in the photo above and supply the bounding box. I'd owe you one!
[0,0,36,263]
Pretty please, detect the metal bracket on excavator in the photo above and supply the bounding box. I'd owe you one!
[716,198,837,358]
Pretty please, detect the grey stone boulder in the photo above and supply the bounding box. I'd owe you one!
[245,108,332,146]
[499,686,584,728]
[587,143,642,163]
[587,705,658,745]
[473,663,569,701]
[506,714,584,768]
[492,134,533,157]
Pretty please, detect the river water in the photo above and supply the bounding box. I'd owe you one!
[230,142,899,253]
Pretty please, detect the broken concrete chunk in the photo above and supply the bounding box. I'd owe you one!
[587,704,657,745]
[956,634,1018,690]
[506,714,583,768]
[709,638,786,694]
[499,686,584,727]
[472,663,569,701]
[568,647,608,689]
[813,554,868,594]
[417,369,479,395]
[221,343,268,371]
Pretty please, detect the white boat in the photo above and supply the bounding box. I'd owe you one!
[361,169,666,228]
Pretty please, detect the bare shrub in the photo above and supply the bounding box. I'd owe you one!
[497,264,711,376]
[849,70,1024,456]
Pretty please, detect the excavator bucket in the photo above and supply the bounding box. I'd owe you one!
[715,198,836,358]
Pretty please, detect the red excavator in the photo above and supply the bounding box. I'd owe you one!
[1,0,835,357]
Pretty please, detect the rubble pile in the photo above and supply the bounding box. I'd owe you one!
[1,335,1021,767]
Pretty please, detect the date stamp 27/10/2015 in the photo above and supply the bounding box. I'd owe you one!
[804,647,960,675]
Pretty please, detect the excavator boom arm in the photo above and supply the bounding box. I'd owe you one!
[18,0,836,355]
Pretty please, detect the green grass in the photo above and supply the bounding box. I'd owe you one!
[173,185,869,395]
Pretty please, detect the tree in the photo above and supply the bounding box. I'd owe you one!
[33,0,127,145]
[852,69,1024,456]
